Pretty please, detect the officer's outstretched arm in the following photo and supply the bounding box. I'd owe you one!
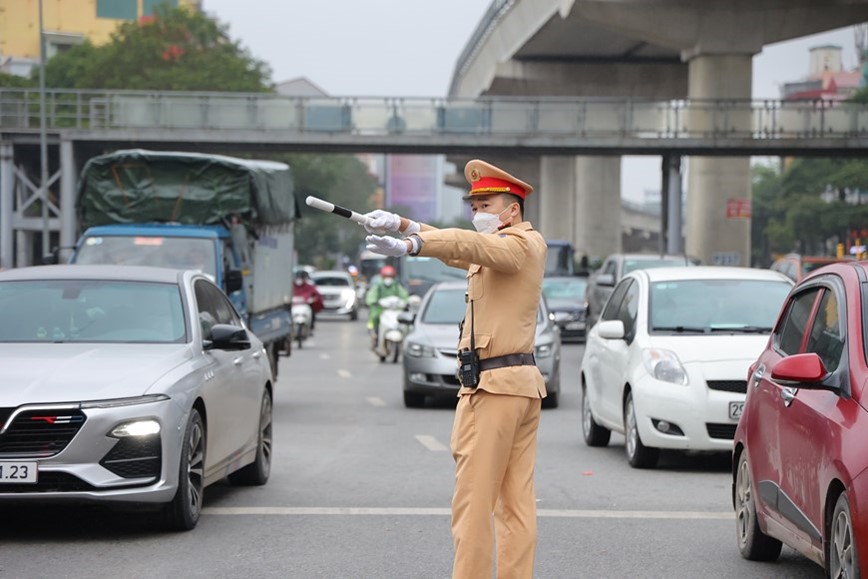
[413,223,471,271]
[417,228,531,274]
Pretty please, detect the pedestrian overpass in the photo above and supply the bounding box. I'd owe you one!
[2,87,868,268]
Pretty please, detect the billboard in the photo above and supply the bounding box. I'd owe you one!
[385,155,440,224]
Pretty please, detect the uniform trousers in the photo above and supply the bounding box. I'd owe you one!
[450,388,542,579]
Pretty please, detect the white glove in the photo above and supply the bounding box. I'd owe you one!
[363,210,421,236]
[363,210,401,235]
[366,235,409,257]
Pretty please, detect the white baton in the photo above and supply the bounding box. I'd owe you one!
[305,196,371,226]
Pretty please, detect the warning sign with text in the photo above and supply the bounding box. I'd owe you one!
[726,198,752,219]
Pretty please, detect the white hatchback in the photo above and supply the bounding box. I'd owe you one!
[580,266,793,468]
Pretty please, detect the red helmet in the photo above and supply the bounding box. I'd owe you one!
[380,265,397,278]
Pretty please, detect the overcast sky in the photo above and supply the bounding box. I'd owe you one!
[202,0,861,200]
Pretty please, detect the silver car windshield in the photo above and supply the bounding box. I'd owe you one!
[650,279,791,334]
[422,288,545,325]
[404,257,465,282]
[0,280,187,343]
[75,236,217,279]
[542,278,588,300]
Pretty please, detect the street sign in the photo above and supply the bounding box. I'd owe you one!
[712,252,741,266]
[726,198,751,219]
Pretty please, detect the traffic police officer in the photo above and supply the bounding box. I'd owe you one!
[363,160,547,579]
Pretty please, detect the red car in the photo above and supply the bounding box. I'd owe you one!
[733,261,868,577]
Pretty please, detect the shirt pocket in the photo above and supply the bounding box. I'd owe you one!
[466,264,484,300]
[458,333,491,358]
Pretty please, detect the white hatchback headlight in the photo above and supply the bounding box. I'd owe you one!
[642,348,688,385]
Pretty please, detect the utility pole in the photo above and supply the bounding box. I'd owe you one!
[38,0,50,262]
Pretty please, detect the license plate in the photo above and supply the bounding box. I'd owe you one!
[729,401,744,420]
[0,461,37,483]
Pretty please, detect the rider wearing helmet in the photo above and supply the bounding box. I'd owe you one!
[293,269,324,332]
[365,265,408,349]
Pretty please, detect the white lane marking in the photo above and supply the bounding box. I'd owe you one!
[414,435,449,452]
[203,507,732,520]
[337,369,352,379]
[367,397,386,407]
[319,353,330,360]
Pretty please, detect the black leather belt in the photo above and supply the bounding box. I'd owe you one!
[479,353,536,372]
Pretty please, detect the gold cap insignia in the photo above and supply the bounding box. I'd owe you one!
[470,168,481,181]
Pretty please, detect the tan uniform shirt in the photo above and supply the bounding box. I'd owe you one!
[416,222,547,399]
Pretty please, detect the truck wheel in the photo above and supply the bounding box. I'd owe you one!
[269,344,279,379]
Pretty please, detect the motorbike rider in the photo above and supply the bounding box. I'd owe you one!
[365,265,409,350]
[293,270,324,332]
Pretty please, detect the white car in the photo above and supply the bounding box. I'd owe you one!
[311,271,359,320]
[580,266,792,468]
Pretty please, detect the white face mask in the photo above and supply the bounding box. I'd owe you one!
[383,277,394,287]
[472,205,513,234]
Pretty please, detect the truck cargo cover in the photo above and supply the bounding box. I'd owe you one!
[77,149,298,229]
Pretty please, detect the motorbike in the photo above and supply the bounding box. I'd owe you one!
[375,295,408,363]
[291,295,313,349]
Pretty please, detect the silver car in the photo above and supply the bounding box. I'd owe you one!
[0,265,273,530]
[402,281,562,408]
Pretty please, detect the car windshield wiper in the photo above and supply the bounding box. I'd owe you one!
[708,326,773,334]
[652,325,708,333]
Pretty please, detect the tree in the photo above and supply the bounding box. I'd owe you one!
[40,6,271,91]
[751,156,868,261]
[286,154,379,267]
[0,72,35,88]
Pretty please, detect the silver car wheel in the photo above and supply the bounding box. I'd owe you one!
[186,419,205,514]
[735,454,753,549]
[260,392,273,475]
[830,495,856,579]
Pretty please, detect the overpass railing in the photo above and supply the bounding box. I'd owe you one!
[1,89,867,139]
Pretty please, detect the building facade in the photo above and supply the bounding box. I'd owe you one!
[0,0,200,76]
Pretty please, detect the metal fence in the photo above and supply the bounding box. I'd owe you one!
[2,89,868,140]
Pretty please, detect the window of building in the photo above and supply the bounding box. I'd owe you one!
[144,0,179,16]
[96,0,137,20]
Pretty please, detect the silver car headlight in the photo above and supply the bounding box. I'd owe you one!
[535,343,554,359]
[405,341,435,357]
[642,348,688,385]
[110,419,161,438]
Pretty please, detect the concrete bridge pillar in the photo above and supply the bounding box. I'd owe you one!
[59,140,78,262]
[0,142,13,269]
[540,155,620,262]
[685,54,752,266]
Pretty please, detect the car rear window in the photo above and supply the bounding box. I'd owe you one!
[623,258,689,275]
[312,275,350,287]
